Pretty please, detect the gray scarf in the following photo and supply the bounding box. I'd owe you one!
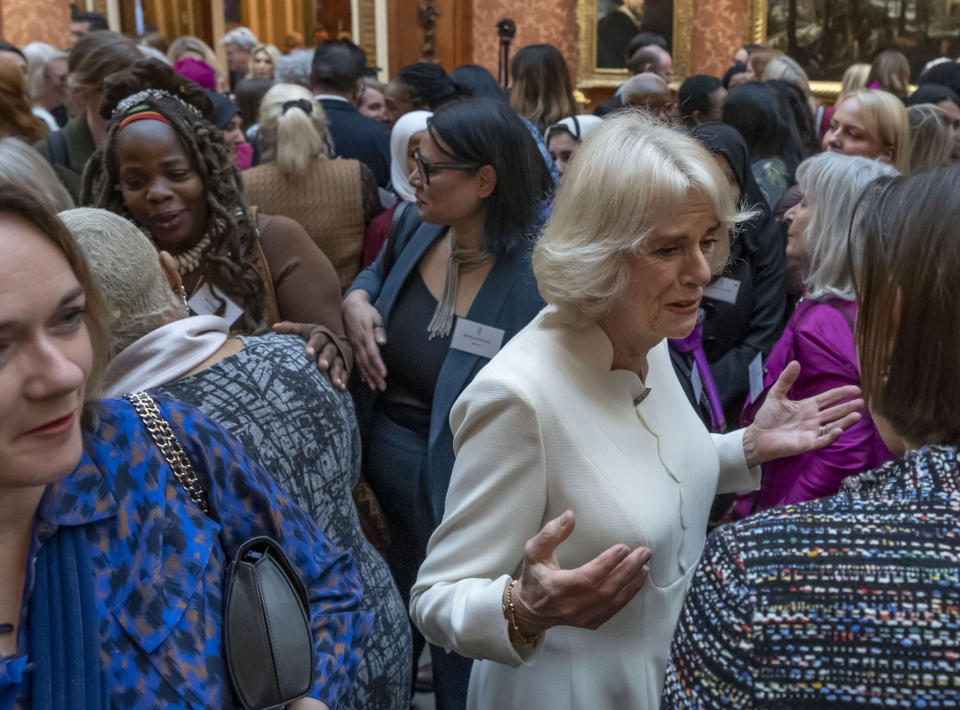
[101,315,230,397]
[427,230,494,339]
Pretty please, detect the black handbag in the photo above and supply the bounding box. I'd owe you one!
[125,392,315,710]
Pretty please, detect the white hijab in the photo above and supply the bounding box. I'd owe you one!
[545,114,604,144]
[390,110,433,203]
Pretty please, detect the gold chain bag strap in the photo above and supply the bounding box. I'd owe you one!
[124,392,315,710]
[126,391,211,512]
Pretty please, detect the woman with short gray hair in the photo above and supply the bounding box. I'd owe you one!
[220,26,258,89]
[62,206,412,710]
[410,112,863,710]
[735,151,899,518]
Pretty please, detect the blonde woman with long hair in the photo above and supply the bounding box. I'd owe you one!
[243,83,383,290]
[510,44,577,134]
[868,49,912,99]
[840,62,871,99]
[907,104,952,173]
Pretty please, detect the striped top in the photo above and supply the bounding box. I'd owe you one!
[661,445,960,709]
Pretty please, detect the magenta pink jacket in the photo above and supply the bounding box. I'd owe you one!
[735,297,894,518]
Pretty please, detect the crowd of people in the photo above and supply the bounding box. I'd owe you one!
[0,9,959,710]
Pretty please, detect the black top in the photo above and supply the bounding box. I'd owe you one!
[319,98,391,189]
[593,94,625,117]
[50,105,68,128]
[34,113,96,204]
[596,12,638,69]
[379,268,451,434]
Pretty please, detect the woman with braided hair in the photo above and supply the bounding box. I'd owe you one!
[82,59,352,388]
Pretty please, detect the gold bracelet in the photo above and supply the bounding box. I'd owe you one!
[502,579,543,648]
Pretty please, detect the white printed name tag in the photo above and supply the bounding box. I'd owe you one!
[691,360,703,404]
[187,282,244,326]
[748,351,764,404]
[704,277,741,305]
[450,318,505,359]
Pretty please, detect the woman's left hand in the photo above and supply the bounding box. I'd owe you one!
[742,360,864,468]
[272,321,349,392]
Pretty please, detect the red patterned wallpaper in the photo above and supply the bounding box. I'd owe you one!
[691,0,747,78]
[472,0,579,81]
[470,0,748,82]
[1,0,73,50]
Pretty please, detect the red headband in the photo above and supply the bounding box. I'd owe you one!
[118,110,171,132]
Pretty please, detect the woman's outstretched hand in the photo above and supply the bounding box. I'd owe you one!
[508,511,651,639]
[743,360,864,468]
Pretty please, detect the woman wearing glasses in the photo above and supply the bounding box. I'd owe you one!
[342,97,552,710]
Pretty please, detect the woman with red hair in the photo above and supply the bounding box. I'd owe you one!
[0,58,46,143]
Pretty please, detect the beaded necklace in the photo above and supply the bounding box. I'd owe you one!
[174,234,212,275]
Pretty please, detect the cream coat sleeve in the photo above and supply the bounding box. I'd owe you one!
[410,373,549,666]
[711,429,761,495]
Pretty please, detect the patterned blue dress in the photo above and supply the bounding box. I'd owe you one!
[1,396,372,709]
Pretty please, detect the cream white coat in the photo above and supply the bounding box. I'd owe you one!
[410,307,760,709]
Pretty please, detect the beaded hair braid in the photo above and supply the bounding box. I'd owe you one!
[80,65,268,335]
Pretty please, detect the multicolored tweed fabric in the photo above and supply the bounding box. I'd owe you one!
[662,445,960,709]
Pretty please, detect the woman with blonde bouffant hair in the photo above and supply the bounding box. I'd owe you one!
[0,58,47,143]
[824,88,911,173]
[410,112,862,710]
[243,83,382,291]
[247,43,280,80]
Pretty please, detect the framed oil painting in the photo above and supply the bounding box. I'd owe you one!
[750,0,960,98]
[578,0,693,87]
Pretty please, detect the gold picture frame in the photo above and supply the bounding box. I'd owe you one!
[748,0,868,102]
[577,0,693,88]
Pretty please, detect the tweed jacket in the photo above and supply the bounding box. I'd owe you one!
[663,445,960,709]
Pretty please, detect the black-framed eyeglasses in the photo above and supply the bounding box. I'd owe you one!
[414,151,478,185]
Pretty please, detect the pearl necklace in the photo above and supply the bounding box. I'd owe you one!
[174,235,212,276]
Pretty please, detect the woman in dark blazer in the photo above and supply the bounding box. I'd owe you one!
[343,98,552,710]
[688,123,787,423]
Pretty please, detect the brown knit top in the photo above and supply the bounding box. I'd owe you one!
[243,157,381,292]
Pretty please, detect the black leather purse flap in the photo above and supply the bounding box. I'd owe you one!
[224,537,315,710]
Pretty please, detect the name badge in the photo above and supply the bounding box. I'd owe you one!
[748,351,764,404]
[451,318,505,359]
[188,282,244,326]
[691,360,703,404]
[704,277,741,305]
